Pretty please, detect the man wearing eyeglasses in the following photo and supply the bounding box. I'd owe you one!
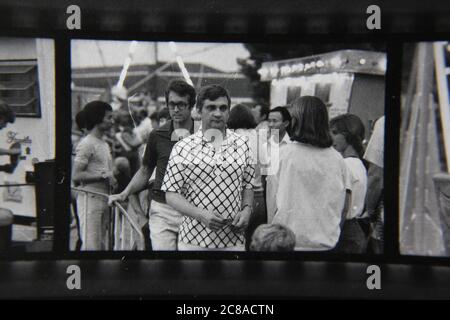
[108,80,196,251]
[163,85,255,251]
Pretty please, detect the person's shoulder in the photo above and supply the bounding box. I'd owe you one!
[147,121,170,141]
[157,120,172,132]
[277,141,301,160]
[256,121,269,130]
[306,145,345,163]
[344,156,363,165]
[344,157,367,172]
[230,130,251,148]
[173,132,197,150]
[283,141,306,151]
[76,135,94,149]
[375,115,385,127]
[329,147,346,161]
[231,129,248,140]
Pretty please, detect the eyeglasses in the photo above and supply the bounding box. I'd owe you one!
[168,101,189,111]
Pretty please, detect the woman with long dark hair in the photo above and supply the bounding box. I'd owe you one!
[330,114,368,253]
[270,96,350,251]
[72,100,116,251]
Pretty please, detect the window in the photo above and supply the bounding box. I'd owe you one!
[286,86,301,104]
[314,83,331,106]
[0,60,41,117]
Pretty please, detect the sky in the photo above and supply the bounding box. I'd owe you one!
[71,40,250,73]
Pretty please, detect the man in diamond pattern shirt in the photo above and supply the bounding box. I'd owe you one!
[162,85,255,251]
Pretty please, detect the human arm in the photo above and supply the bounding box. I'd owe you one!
[365,163,383,220]
[0,147,20,156]
[341,189,351,229]
[231,188,254,233]
[72,161,112,185]
[108,164,153,205]
[231,139,256,232]
[108,131,157,204]
[121,130,142,148]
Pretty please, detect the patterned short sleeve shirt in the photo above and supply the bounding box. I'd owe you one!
[161,129,255,248]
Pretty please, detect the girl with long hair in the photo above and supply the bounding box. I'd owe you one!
[270,96,350,251]
[330,114,368,253]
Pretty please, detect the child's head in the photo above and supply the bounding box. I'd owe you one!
[329,113,365,158]
[249,223,296,252]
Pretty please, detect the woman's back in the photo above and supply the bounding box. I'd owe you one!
[272,141,349,251]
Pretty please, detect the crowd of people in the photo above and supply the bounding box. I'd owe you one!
[71,79,385,253]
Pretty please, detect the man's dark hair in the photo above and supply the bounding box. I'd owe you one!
[75,100,112,131]
[0,100,15,124]
[290,96,332,148]
[227,104,257,130]
[164,79,196,109]
[196,85,231,111]
[138,108,148,120]
[251,102,270,120]
[269,106,292,135]
[157,108,170,121]
[269,106,292,123]
[149,111,158,120]
[330,113,366,158]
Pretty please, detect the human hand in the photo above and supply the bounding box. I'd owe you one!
[230,207,252,233]
[108,192,127,206]
[200,209,227,232]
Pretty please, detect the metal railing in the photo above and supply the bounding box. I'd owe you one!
[72,187,145,251]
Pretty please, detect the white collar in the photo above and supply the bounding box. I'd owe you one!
[268,132,291,145]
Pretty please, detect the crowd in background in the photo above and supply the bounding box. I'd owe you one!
[71,80,384,253]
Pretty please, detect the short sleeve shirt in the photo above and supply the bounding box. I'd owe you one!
[364,116,384,168]
[344,157,367,220]
[272,142,350,250]
[142,120,195,203]
[161,129,255,248]
[74,134,113,193]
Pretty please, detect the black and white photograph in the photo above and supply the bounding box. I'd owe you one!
[400,42,450,257]
[0,37,56,253]
[70,39,386,253]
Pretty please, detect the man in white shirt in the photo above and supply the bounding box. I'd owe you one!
[261,106,292,223]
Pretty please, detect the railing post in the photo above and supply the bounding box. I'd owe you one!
[121,210,125,251]
[71,187,145,251]
[114,205,121,251]
[83,192,88,250]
